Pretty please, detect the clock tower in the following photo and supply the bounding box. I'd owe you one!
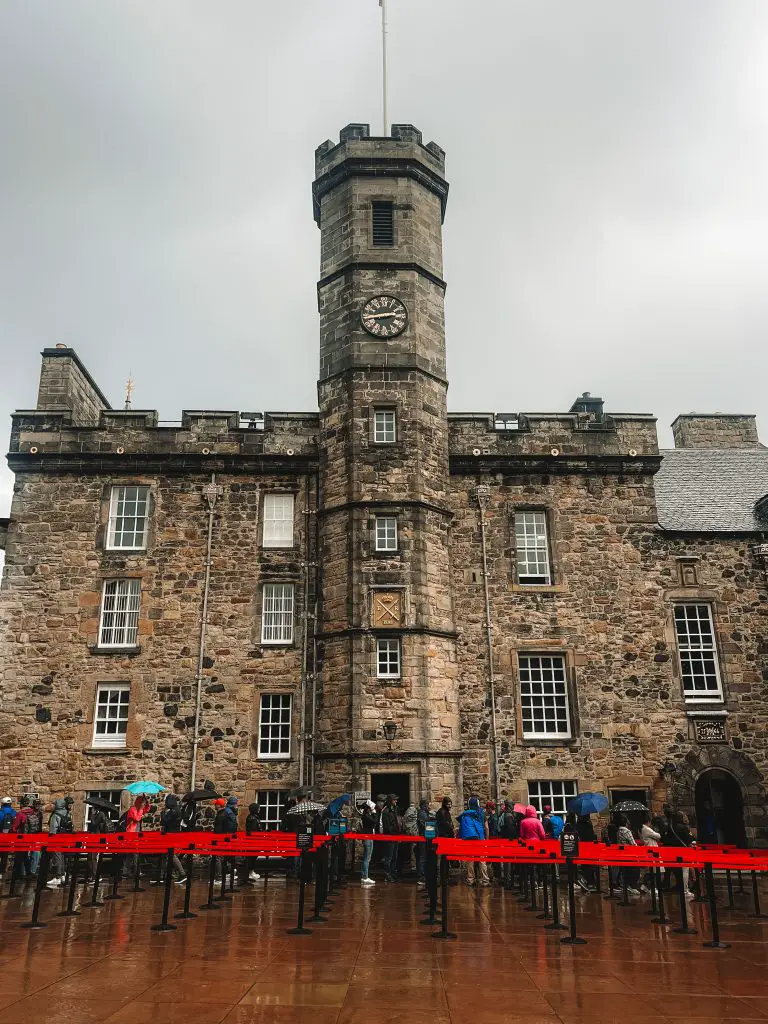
[312,123,461,803]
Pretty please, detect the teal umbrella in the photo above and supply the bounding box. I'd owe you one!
[124,781,167,795]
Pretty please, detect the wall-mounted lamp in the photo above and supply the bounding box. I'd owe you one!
[383,721,398,748]
[659,760,680,780]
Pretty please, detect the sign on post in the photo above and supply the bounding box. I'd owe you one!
[329,818,348,836]
[296,825,313,850]
[424,821,437,840]
[560,825,579,859]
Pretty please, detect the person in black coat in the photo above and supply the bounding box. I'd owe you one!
[381,795,401,881]
[244,802,262,883]
[160,795,187,883]
[435,796,455,838]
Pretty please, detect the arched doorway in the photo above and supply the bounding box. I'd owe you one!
[694,768,747,847]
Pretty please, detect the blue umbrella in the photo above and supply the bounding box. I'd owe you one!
[327,794,351,816]
[567,792,609,816]
[124,781,167,795]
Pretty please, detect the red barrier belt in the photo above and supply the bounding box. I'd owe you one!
[0,830,329,857]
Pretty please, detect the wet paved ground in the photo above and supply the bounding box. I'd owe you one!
[1,873,768,1023]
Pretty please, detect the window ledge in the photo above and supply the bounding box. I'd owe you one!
[511,584,568,594]
[89,645,142,657]
[258,643,296,650]
[520,737,579,748]
[83,746,131,756]
[685,708,728,718]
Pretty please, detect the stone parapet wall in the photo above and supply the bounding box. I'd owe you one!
[672,414,761,449]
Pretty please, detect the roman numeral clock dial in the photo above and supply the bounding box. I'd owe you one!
[361,295,408,338]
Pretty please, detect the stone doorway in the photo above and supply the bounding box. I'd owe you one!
[695,768,747,847]
[370,772,411,817]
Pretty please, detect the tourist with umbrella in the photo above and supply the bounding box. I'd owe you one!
[568,792,608,892]
[85,795,117,881]
[180,784,221,830]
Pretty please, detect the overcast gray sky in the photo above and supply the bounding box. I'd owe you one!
[2,0,767,537]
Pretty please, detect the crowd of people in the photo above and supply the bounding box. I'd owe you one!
[1,787,703,898]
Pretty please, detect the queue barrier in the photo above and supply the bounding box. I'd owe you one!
[1,830,766,947]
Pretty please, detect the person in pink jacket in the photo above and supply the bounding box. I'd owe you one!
[519,805,546,841]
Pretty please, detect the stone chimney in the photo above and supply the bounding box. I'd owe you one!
[36,346,110,426]
[569,392,604,419]
[671,414,761,449]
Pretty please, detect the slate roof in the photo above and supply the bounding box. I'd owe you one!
[655,448,768,532]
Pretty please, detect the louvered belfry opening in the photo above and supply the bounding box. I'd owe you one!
[371,201,394,246]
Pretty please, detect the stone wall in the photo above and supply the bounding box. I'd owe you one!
[672,414,761,449]
[0,466,315,825]
[35,348,110,426]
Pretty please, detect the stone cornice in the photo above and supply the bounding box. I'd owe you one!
[312,155,449,224]
[313,749,464,761]
[317,625,459,641]
[317,261,446,293]
[6,451,319,476]
[449,454,664,477]
[319,499,452,519]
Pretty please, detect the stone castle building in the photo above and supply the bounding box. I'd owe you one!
[1,123,768,842]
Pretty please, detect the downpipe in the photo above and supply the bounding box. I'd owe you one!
[476,484,501,804]
[190,474,221,790]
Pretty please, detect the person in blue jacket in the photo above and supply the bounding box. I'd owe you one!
[457,795,490,887]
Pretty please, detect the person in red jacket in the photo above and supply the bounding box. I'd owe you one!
[126,795,150,832]
[519,805,546,841]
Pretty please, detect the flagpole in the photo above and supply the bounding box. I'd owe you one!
[380,0,388,135]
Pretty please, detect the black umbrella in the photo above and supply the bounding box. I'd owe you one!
[287,786,312,799]
[182,788,222,802]
[85,795,121,815]
[613,799,648,812]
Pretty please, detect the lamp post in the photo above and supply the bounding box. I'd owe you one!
[383,721,397,749]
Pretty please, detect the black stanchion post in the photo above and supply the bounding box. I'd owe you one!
[89,852,105,908]
[0,845,24,900]
[738,869,744,893]
[133,849,145,892]
[544,862,568,931]
[560,858,587,945]
[702,862,729,949]
[199,856,220,911]
[151,848,177,932]
[105,855,124,901]
[432,855,457,940]
[526,865,538,912]
[673,865,697,935]
[618,863,633,907]
[309,850,328,923]
[749,870,767,918]
[652,866,669,926]
[288,851,312,935]
[594,864,601,895]
[537,864,551,920]
[420,840,439,926]
[175,854,197,920]
[646,866,658,916]
[726,870,735,910]
[20,848,49,930]
[57,851,82,917]
[217,856,231,902]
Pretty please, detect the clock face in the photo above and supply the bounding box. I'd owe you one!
[361,295,408,338]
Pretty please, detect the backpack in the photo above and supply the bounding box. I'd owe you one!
[116,812,129,833]
[549,814,564,839]
[499,811,518,840]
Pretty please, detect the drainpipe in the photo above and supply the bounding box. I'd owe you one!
[476,484,500,803]
[310,470,320,789]
[190,474,221,790]
[298,474,314,787]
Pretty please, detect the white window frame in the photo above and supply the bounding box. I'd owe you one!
[257,790,289,831]
[519,653,571,739]
[98,578,141,648]
[377,637,401,679]
[263,493,295,549]
[673,604,723,702]
[83,790,122,830]
[261,583,295,644]
[527,780,578,817]
[375,516,398,552]
[373,410,396,444]
[92,683,130,749]
[258,694,292,760]
[514,511,552,585]
[106,485,150,551]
